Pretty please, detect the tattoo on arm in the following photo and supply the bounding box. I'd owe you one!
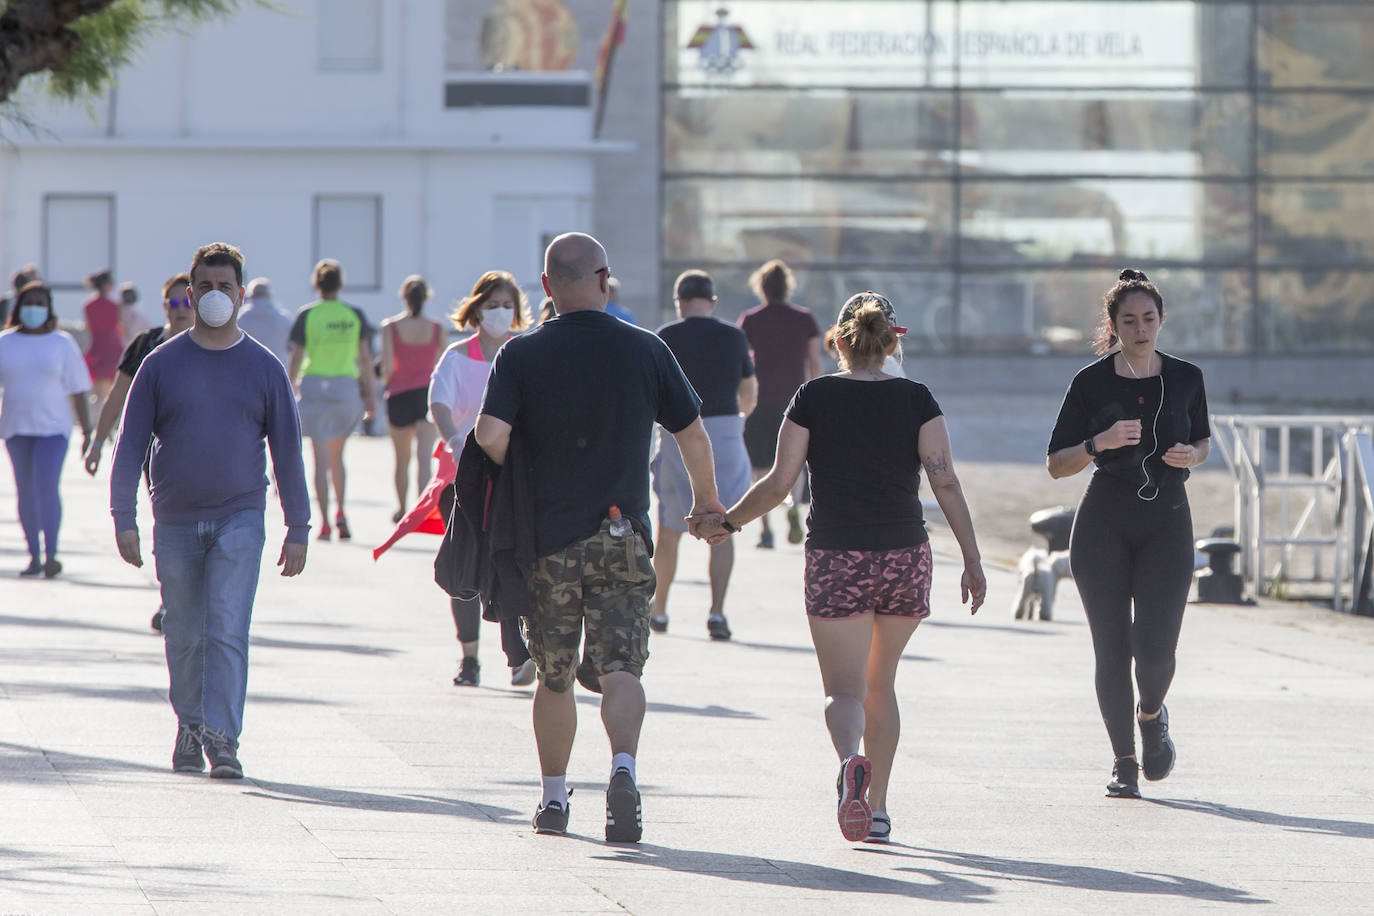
[922,450,950,476]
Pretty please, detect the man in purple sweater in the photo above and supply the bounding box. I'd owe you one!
[111,242,310,779]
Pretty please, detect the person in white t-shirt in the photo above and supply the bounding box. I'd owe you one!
[0,281,93,577]
[428,269,530,688]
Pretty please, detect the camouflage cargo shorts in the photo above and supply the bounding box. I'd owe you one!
[525,518,655,692]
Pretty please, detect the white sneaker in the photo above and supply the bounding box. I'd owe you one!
[510,658,537,686]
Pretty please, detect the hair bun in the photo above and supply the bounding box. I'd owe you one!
[1119,268,1148,282]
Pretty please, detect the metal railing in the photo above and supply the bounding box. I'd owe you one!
[1212,415,1374,613]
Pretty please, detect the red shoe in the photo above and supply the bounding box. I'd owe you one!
[317,522,332,541]
[334,514,351,540]
[837,754,873,842]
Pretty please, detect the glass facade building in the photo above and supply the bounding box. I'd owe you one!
[661,1,1374,357]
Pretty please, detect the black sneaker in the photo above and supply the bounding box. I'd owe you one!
[201,728,243,779]
[605,768,642,843]
[533,791,571,836]
[41,559,62,579]
[649,614,669,633]
[1106,757,1140,798]
[151,606,165,632]
[453,656,480,687]
[1139,704,1176,781]
[706,614,732,641]
[756,529,775,549]
[172,724,204,773]
[19,558,41,577]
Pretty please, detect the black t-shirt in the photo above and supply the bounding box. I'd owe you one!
[656,316,754,418]
[1047,352,1211,491]
[481,309,702,557]
[786,375,944,550]
[118,326,169,378]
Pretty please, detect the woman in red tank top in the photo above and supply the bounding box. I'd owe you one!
[82,269,125,419]
[379,276,444,522]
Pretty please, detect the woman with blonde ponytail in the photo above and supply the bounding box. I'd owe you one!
[713,291,986,844]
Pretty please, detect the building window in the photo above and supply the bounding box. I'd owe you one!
[313,195,381,291]
[317,0,382,72]
[42,194,115,290]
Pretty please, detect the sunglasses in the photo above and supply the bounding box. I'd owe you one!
[166,298,193,309]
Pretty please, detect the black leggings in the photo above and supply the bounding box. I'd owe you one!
[451,596,531,668]
[1069,474,1194,759]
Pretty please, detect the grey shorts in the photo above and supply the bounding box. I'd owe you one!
[652,413,752,534]
[297,375,363,441]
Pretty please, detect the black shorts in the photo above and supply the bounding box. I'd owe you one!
[386,388,429,428]
[744,404,787,469]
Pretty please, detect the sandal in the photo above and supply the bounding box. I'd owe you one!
[864,812,891,844]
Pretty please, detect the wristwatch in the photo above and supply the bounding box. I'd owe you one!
[1085,436,1099,457]
[720,516,739,533]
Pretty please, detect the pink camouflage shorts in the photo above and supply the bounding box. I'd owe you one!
[803,542,933,620]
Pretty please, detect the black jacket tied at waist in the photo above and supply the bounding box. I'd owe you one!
[434,429,537,622]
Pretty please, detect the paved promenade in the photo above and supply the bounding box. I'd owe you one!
[1,403,1372,913]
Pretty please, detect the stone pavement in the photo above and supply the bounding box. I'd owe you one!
[1,413,1372,914]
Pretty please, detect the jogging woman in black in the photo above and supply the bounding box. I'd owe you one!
[1047,269,1211,799]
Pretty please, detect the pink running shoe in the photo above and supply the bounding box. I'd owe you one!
[837,754,873,842]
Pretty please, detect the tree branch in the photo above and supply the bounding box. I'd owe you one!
[0,0,120,104]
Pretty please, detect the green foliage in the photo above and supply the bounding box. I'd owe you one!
[16,0,266,103]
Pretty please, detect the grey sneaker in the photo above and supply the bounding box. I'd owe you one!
[605,768,642,843]
[201,728,243,779]
[1139,704,1176,781]
[533,790,571,836]
[172,724,204,773]
[510,658,537,687]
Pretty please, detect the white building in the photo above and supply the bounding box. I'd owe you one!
[0,0,646,327]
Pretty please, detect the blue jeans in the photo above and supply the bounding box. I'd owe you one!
[5,434,69,562]
[153,509,266,743]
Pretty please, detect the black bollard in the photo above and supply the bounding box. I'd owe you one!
[1195,538,1244,604]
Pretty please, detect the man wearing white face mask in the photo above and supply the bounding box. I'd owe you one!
[110,242,311,780]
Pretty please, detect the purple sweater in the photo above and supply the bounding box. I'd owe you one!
[111,332,311,542]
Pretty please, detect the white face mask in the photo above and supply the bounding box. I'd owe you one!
[17,305,48,329]
[480,306,514,338]
[196,289,236,328]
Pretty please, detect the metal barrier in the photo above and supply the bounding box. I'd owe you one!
[1211,415,1374,612]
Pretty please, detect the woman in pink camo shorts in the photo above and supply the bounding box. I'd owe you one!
[713,292,986,845]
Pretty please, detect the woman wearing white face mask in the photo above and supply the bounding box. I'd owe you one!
[428,270,529,687]
[0,282,93,577]
[379,276,444,523]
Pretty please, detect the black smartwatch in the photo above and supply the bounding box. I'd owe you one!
[1084,436,1099,457]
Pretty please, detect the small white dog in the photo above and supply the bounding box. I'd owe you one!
[1011,547,1073,621]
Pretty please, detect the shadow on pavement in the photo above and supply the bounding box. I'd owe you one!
[248,635,401,657]
[728,639,935,663]
[0,741,175,778]
[244,780,519,823]
[0,614,158,638]
[888,846,1266,904]
[1149,798,1374,839]
[590,843,994,901]
[573,694,763,720]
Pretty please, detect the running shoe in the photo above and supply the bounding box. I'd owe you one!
[1139,704,1176,781]
[605,768,643,843]
[756,529,775,550]
[201,728,243,779]
[151,607,165,632]
[1106,757,1140,798]
[706,614,732,641]
[510,658,537,686]
[334,514,351,540]
[649,614,669,633]
[453,656,480,687]
[533,791,571,835]
[786,506,804,544]
[19,558,41,577]
[837,754,874,841]
[42,559,62,579]
[172,724,204,773]
[316,522,332,541]
[864,812,891,844]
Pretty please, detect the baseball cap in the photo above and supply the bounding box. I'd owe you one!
[838,291,907,336]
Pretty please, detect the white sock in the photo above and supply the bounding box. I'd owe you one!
[610,753,636,782]
[540,774,567,808]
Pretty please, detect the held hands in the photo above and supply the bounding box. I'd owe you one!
[1097,418,1142,450]
[961,560,987,615]
[686,500,732,545]
[277,540,308,577]
[116,529,143,568]
[1162,442,1198,468]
